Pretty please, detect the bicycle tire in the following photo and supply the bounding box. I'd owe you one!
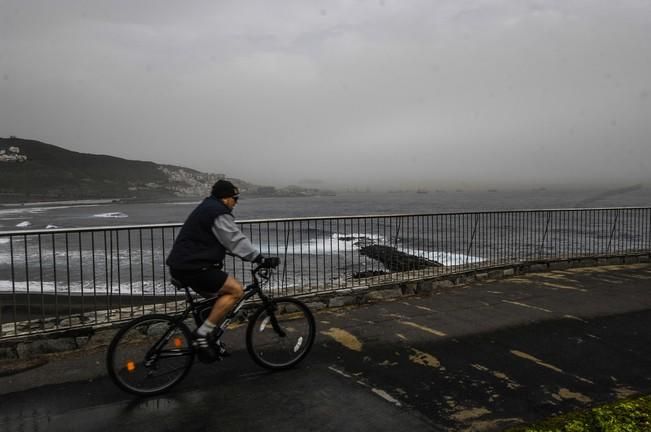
[246,297,316,370]
[107,314,195,396]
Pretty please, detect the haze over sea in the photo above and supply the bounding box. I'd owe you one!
[1,187,649,231]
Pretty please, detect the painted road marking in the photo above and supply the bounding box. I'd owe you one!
[327,366,353,378]
[371,388,403,407]
[471,364,521,389]
[328,366,403,407]
[511,350,563,372]
[563,314,588,323]
[399,321,447,337]
[542,282,587,292]
[510,350,594,384]
[502,300,553,313]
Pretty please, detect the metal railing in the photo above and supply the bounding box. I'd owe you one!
[1,207,650,339]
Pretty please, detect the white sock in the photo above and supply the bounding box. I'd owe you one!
[197,320,216,337]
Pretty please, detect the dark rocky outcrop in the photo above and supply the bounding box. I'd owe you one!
[359,245,442,272]
[352,270,388,279]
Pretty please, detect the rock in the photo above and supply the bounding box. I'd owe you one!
[359,245,443,272]
[352,270,388,279]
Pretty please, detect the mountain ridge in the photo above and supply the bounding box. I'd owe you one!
[0,137,318,203]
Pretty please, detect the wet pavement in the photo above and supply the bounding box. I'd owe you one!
[1,263,651,431]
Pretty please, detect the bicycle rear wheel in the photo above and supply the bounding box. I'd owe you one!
[107,314,194,395]
[246,298,316,370]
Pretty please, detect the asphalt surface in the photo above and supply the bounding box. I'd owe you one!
[1,262,651,432]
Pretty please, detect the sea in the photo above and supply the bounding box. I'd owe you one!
[1,187,649,296]
[1,187,650,231]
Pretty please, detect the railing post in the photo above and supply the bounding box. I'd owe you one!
[538,211,551,259]
[607,209,620,254]
[465,214,479,265]
[393,219,401,248]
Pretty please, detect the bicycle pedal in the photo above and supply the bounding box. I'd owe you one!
[216,341,230,357]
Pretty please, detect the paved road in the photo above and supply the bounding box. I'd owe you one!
[2,263,651,431]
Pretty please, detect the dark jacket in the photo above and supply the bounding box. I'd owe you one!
[166,197,231,271]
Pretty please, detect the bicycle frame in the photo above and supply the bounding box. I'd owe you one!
[147,265,281,361]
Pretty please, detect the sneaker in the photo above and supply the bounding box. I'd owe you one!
[193,331,219,363]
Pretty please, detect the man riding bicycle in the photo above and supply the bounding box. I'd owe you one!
[166,179,277,361]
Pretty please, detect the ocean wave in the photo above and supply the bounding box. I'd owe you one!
[0,204,101,217]
[93,212,129,218]
[261,235,385,255]
[396,247,485,266]
[164,201,201,206]
[15,221,32,228]
[0,279,160,295]
[258,234,485,265]
[331,233,384,241]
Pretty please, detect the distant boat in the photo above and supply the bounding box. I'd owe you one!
[416,188,428,194]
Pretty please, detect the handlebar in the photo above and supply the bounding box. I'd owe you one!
[250,258,280,284]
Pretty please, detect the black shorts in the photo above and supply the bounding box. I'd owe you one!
[170,267,229,298]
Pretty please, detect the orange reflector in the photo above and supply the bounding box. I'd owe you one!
[174,337,183,348]
[126,361,136,372]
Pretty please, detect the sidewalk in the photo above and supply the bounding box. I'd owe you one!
[1,263,651,431]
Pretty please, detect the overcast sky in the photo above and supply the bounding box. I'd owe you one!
[1,0,650,190]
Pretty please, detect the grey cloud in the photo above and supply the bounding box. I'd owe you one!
[1,0,650,190]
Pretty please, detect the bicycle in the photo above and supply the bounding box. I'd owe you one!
[106,263,316,396]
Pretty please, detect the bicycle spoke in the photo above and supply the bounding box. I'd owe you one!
[107,315,194,395]
[246,298,315,370]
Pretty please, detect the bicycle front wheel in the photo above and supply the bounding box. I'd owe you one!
[107,314,194,396]
[246,298,316,370]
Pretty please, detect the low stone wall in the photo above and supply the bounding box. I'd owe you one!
[1,253,649,362]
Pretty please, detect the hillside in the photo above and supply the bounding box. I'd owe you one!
[0,137,245,202]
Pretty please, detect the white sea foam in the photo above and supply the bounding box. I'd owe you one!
[46,224,60,229]
[397,247,485,266]
[0,204,101,217]
[259,233,485,266]
[0,279,163,295]
[15,221,32,228]
[93,212,128,218]
[261,233,386,255]
[164,201,200,206]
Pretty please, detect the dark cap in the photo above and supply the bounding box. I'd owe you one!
[211,180,240,198]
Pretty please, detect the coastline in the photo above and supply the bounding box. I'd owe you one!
[0,191,337,208]
[0,198,126,208]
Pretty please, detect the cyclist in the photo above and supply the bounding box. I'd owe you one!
[166,179,277,361]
